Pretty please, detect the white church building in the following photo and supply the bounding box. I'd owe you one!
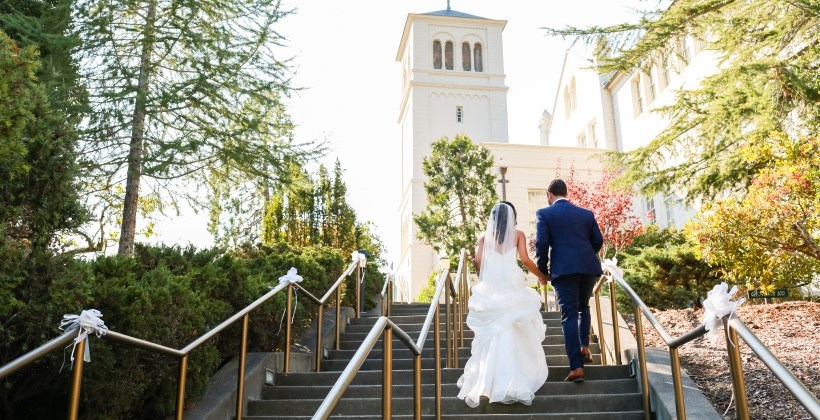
[393,7,719,301]
[393,8,606,301]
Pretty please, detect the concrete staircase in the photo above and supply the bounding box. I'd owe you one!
[244,303,646,419]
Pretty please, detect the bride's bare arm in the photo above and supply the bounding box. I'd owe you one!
[517,231,548,282]
[474,235,485,275]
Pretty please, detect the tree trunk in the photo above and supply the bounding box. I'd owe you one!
[118,0,157,255]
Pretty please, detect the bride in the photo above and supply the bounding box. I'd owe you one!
[457,202,550,408]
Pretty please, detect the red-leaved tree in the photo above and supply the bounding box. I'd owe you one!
[561,165,643,259]
[528,163,643,260]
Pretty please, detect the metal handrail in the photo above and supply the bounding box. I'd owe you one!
[595,265,820,420]
[0,281,288,420]
[413,249,466,419]
[380,273,394,316]
[0,259,366,420]
[313,316,423,419]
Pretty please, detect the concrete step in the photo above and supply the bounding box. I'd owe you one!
[321,354,603,371]
[351,310,562,325]
[244,412,646,420]
[336,333,593,350]
[246,393,644,416]
[261,378,637,400]
[345,322,565,334]
[275,365,633,387]
[328,343,601,361]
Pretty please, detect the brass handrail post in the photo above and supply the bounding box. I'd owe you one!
[285,285,293,373]
[335,287,342,351]
[724,318,750,420]
[388,283,392,317]
[235,314,249,420]
[445,274,453,368]
[541,283,548,312]
[175,355,188,420]
[669,347,686,420]
[356,262,361,319]
[459,267,466,347]
[383,325,393,419]
[67,339,85,420]
[609,280,622,364]
[413,354,422,420]
[434,304,442,419]
[632,304,652,420]
[316,304,324,372]
[594,288,607,365]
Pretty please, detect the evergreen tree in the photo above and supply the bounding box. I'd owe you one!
[330,159,357,251]
[73,0,317,255]
[546,0,819,202]
[0,30,85,251]
[414,135,497,261]
[0,0,86,113]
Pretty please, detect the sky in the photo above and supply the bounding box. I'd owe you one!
[152,0,642,266]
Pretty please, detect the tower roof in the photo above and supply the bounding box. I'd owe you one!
[421,9,487,20]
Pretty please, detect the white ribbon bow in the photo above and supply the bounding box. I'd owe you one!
[59,309,108,365]
[351,251,367,267]
[278,267,303,286]
[701,282,745,344]
[601,257,623,282]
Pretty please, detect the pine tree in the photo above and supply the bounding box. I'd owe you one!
[546,0,819,202]
[414,134,498,261]
[0,30,85,250]
[74,0,317,254]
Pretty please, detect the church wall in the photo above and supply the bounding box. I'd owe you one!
[548,53,608,150]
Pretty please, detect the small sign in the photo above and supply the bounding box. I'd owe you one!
[748,289,788,299]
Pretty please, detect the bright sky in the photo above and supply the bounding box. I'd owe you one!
[153,1,641,266]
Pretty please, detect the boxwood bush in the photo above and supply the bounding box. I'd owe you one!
[0,242,384,419]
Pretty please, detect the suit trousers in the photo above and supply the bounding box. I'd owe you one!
[551,273,597,370]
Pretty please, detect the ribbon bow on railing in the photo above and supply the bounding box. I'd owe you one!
[352,252,367,284]
[351,251,367,267]
[278,267,303,286]
[59,309,108,365]
[274,268,302,334]
[601,257,623,283]
[701,282,746,344]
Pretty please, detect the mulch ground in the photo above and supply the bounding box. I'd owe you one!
[624,301,819,419]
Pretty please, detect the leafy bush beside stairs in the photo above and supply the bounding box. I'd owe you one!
[0,242,382,420]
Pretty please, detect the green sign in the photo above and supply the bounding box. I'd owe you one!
[748,289,788,299]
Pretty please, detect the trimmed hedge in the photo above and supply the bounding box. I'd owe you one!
[0,242,383,420]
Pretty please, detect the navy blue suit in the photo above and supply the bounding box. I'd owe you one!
[535,199,603,370]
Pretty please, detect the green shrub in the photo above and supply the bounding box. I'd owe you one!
[0,242,356,419]
[606,226,724,313]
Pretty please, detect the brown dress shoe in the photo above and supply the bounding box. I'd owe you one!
[581,346,593,364]
[564,367,585,382]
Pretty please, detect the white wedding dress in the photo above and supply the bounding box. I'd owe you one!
[457,203,549,408]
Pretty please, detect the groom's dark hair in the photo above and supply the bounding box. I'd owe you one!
[547,179,568,196]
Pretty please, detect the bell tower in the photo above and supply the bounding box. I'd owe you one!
[395,7,509,300]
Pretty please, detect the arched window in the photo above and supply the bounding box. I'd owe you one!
[462,42,472,71]
[433,41,442,69]
[445,41,453,70]
[473,43,483,72]
[570,77,577,112]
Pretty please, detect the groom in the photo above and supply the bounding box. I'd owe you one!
[535,179,603,382]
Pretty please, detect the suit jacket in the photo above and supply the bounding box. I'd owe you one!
[535,200,604,278]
